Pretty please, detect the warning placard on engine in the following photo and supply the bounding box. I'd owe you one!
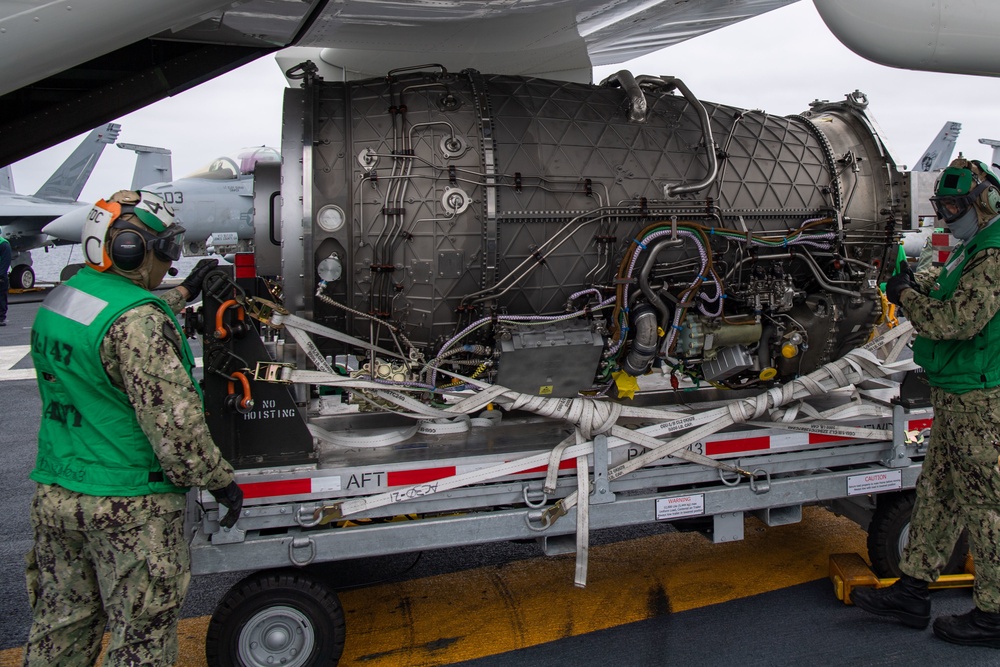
[655,494,705,520]
[847,469,902,496]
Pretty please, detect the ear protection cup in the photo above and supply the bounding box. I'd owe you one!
[971,160,1000,216]
[983,186,1000,216]
[110,230,146,271]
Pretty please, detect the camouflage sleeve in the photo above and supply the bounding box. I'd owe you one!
[912,266,941,293]
[159,287,187,315]
[900,248,1000,340]
[101,304,234,490]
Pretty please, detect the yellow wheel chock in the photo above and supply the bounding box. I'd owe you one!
[829,553,976,604]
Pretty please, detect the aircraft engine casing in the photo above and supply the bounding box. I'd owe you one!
[286,68,906,396]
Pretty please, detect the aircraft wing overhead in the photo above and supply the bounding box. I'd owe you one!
[0,0,796,165]
[287,0,797,81]
[5,0,1000,167]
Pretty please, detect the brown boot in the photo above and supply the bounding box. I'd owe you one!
[851,574,930,629]
[934,608,1000,648]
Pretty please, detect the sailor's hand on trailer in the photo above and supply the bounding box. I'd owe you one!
[210,480,244,529]
[179,258,219,302]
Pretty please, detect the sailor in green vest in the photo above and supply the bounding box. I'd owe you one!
[852,158,1000,648]
[22,189,242,667]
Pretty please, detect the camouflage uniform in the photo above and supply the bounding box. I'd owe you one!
[900,248,1000,613]
[23,288,234,667]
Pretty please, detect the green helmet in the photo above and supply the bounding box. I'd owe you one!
[931,158,1000,223]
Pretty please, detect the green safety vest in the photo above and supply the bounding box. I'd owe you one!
[29,268,196,496]
[912,218,1000,393]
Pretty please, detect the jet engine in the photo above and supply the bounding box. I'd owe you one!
[276,67,907,398]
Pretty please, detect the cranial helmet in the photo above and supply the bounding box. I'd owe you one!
[82,190,185,272]
[931,157,1000,227]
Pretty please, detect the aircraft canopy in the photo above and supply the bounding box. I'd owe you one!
[185,147,280,180]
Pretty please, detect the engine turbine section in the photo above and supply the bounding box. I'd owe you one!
[284,68,905,399]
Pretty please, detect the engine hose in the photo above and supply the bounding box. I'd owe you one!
[638,236,684,331]
[622,306,660,376]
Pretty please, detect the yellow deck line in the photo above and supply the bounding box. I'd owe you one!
[0,507,867,666]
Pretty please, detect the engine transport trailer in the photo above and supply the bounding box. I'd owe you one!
[184,65,954,667]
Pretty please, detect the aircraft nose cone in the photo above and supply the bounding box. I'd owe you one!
[42,205,90,242]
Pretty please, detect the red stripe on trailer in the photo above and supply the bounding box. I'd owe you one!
[908,418,933,431]
[242,479,312,499]
[705,436,769,455]
[387,466,457,486]
[809,433,853,444]
[520,459,578,475]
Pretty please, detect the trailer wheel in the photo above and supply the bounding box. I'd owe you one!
[867,491,968,578]
[206,569,345,667]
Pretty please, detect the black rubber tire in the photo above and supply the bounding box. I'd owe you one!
[867,491,969,578]
[10,265,34,290]
[206,569,346,667]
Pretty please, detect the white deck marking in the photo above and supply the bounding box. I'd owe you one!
[0,345,36,381]
[0,343,202,382]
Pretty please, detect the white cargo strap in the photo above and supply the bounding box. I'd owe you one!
[751,421,892,441]
[284,322,335,374]
[282,312,914,586]
[322,440,598,520]
[308,423,420,448]
[574,445,590,588]
[274,311,403,360]
[317,402,761,521]
[418,413,501,435]
[543,434,576,494]
[769,400,893,423]
[543,323,915,526]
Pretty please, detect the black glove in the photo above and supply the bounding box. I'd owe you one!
[885,272,915,306]
[180,258,219,302]
[898,260,916,283]
[210,480,244,529]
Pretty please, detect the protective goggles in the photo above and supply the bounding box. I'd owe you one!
[930,181,989,223]
[111,217,186,262]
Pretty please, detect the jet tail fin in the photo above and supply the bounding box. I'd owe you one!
[978,138,1000,173]
[0,165,13,193]
[118,143,173,189]
[914,121,961,172]
[32,123,121,202]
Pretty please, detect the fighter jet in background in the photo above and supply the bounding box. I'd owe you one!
[905,121,964,258]
[0,123,120,288]
[914,121,962,172]
[43,145,281,259]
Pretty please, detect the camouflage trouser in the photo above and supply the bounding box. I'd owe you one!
[901,400,1000,612]
[22,507,191,667]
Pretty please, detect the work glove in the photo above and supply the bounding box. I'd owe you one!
[210,480,244,529]
[180,258,219,302]
[885,271,915,307]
